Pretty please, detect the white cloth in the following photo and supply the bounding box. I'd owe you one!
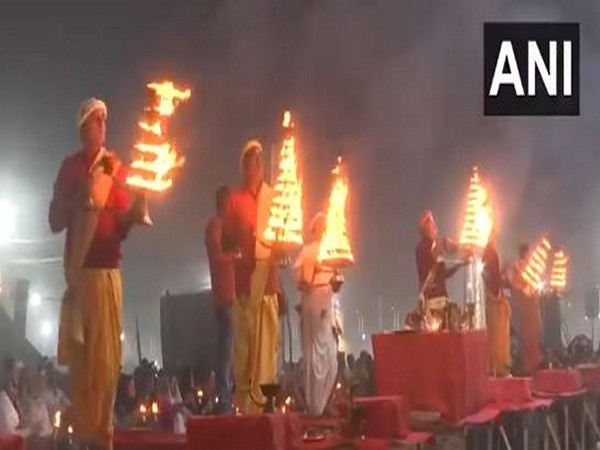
[296,242,338,416]
[0,390,20,434]
[295,242,334,287]
[77,98,107,128]
[300,285,338,416]
[26,398,52,438]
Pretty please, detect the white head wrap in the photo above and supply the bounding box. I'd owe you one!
[240,139,263,165]
[77,98,107,129]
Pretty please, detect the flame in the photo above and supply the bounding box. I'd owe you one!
[126,81,191,192]
[429,317,442,332]
[318,157,354,268]
[139,404,148,415]
[197,389,204,400]
[459,166,493,248]
[264,110,303,247]
[550,249,569,292]
[147,81,192,117]
[151,402,159,415]
[521,236,552,294]
[67,426,73,435]
[285,396,292,406]
[53,411,61,429]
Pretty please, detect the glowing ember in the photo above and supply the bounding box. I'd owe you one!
[126,81,191,193]
[521,236,552,294]
[459,166,493,248]
[318,157,354,268]
[550,249,569,292]
[429,317,442,332]
[264,110,303,248]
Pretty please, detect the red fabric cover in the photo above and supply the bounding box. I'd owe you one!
[113,430,186,450]
[301,434,432,450]
[353,396,409,439]
[488,377,533,405]
[0,435,24,450]
[577,364,600,391]
[533,369,582,394]
[372,330,489,424]
[187,413,300,450]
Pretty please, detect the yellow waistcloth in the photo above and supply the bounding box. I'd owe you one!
[486,295,512,377]
[56,158,123,449]
[233,259,279,414]
[63,269,122,449]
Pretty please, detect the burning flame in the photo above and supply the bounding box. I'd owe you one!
[318,157,354,268]
[550,249,569,292]
[147,81,192,117]
[126,81,191,192]
[139,404,148,415]
[264,110,303,247]
[521,236,552,294]
[429,317,442,332]
[67,426,73,435]
[53,411,61,429]
[151,402,159,415]
[459,166,493,249]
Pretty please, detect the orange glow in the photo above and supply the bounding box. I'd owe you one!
[550,249,569,292]
[429,317,442,332]
[53,411,61,429]
[151,402,159,415]
[521,236,552,294]
[459,166,493,248]
[264,110,303,247]
[147,81,192,117]
[139,404,147,415]
[126,81,191,192]
[318,157,354,268]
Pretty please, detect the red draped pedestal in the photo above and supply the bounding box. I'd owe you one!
[372,330,488,424]
[488,377,532,405]
[0,436,24,450]
[577,364,600,391]
[353,396,409,439]
[187,413,302,450]
[113,430,186,450]
[533,369,583,394]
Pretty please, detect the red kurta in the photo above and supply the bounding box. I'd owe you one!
[48,149,131,268]
[227,185,278,297]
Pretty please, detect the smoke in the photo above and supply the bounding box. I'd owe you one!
[2,0,600,356]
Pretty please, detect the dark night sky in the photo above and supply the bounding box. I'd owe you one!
[1,0,600,364]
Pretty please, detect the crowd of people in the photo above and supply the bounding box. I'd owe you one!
[0,358,70,449]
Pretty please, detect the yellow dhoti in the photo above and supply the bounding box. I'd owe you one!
[233,259,279,414]
[486,296,511,377]
[67,269,122,448]
[56,152,123,448]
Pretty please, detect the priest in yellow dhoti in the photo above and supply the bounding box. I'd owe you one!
[482,229,511,377]
[228,140,280,414]
[49,99,143,450]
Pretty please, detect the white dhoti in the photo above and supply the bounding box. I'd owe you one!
[300,285,338,416]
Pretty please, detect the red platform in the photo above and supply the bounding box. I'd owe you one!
[533,369,583,394]
[0,436,24,450]
[187,413,302,450]
[577,364,600,391]
[353,396,409,439]
[114,430,186,450]
[372,330,488,424]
